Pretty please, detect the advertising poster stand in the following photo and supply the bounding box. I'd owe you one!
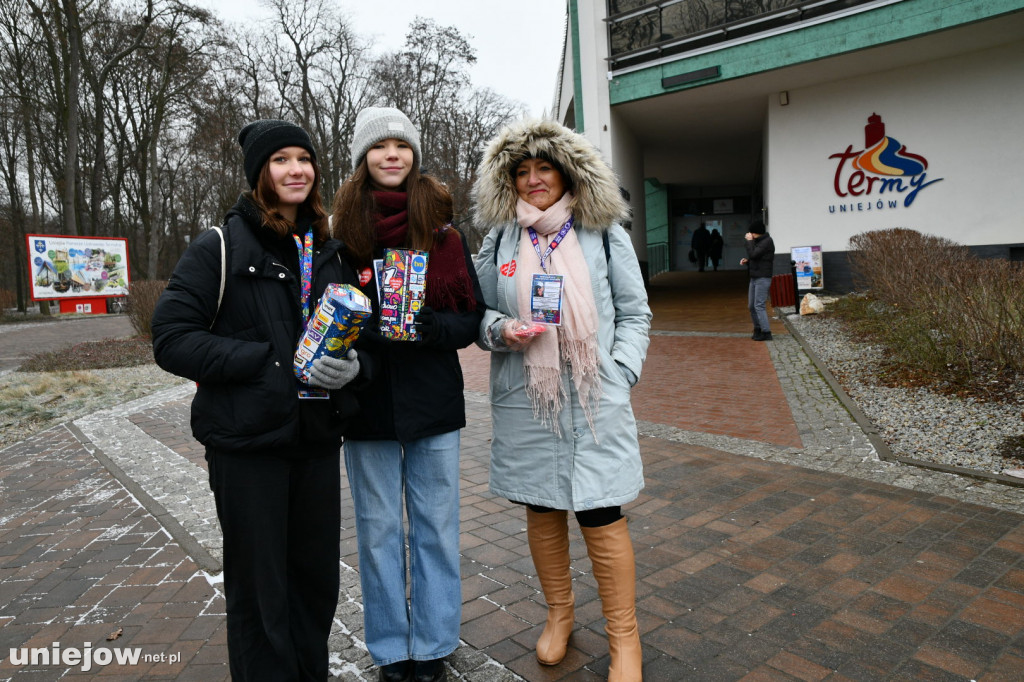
[26,234,131,315]
[791,245,824,291]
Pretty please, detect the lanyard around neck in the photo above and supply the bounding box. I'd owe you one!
[527,216,574,272]
[291,229,314,326]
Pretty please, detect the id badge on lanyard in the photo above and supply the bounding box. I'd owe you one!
[526,217,572,326]
[530,273,564,325]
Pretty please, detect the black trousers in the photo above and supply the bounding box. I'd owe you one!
[527,504,622,528]
[207,445,341,681]
[696,248,708,270]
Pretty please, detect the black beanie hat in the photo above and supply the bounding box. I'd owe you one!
[749,219,766,235]
[238,120,316,189]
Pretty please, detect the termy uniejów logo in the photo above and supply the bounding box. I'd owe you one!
[828,113,942,214]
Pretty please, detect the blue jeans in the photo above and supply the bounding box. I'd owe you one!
[749,276,772,331]
[344,431,462,666]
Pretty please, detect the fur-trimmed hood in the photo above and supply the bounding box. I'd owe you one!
[473,119,629,231]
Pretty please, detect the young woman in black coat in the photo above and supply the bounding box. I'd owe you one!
[152,120,365,681]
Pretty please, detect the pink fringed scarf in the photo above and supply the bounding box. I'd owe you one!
[515,192,601,433]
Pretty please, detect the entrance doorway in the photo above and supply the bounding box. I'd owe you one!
[668,186,757,272]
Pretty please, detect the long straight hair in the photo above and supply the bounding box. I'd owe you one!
[331,158,452,268]
[251,156,331,244]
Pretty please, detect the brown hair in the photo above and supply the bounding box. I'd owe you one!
[331,158,452,268]
[251,156,330,244]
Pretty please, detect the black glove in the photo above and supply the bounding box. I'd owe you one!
[415,306,440,344]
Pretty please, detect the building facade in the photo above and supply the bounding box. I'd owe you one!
[555,0,1024,290]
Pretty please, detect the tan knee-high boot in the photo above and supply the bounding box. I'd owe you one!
[581,518,642,682]
[526,508,575,665]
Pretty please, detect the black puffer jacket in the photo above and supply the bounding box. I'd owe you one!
[347,228,484,443]
[745,233,776,279]
[152,194,365,453]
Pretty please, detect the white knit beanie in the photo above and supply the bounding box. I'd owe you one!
[350,107,422,170]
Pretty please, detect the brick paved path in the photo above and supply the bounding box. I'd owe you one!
[0,425,229,681]
[2,277,1023,680]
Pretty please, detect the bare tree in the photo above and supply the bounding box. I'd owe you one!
[370,19,520,243]
[433,88,523,247]
[2,0,524,290]
[231,27,280,121]
[23,0,87,236]
[104,1,215,277]
[79,0,157,236]
[0,0,50,310]
[260,0,373,192]
[371,17,476,159]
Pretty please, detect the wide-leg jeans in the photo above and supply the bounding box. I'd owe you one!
[344,431,462,666]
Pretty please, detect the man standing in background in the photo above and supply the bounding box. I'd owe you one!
[740,220,775,341]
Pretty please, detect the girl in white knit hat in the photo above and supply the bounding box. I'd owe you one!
[331,107,484,682]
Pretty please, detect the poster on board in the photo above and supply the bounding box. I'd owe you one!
[27,234,130,301]
[791,245,823,290]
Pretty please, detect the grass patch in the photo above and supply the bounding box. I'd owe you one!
[0,355,183,451]
[0,371,103,428]
[1,336,171,450]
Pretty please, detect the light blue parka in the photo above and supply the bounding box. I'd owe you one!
[472,119,652,512]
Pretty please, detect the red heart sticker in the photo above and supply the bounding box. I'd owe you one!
[500,260,517,277]
[358,267,372,286]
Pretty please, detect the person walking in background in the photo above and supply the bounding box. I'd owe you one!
[740,219,775,341]
[691,222,711,271]
[152,120,366,680]
[473,119,651,682]
[709,227,724,271]
[331,107,484,682]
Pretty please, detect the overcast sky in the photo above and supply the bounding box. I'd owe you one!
[198,0,568,118]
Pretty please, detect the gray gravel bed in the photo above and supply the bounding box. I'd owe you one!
[788,312,1024,478]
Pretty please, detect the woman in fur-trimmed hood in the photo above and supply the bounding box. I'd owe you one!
[474,118,630,231]
[473,119,651,682]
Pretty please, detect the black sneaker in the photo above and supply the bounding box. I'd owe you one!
[751,327,761,340]
[413,658,447,682]
[755,331,773,341]
[379,660,412,682]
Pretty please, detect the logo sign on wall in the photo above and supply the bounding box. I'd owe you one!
[828,113,943,215]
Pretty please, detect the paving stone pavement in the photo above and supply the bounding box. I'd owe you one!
[2,287,1024,680]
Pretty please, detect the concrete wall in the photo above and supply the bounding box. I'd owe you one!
[610,110,647,259]
[766,39,1024,290]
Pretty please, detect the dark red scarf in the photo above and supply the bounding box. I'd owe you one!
[373,191,477,312]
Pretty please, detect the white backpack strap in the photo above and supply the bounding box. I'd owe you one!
[209,225,226,326]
